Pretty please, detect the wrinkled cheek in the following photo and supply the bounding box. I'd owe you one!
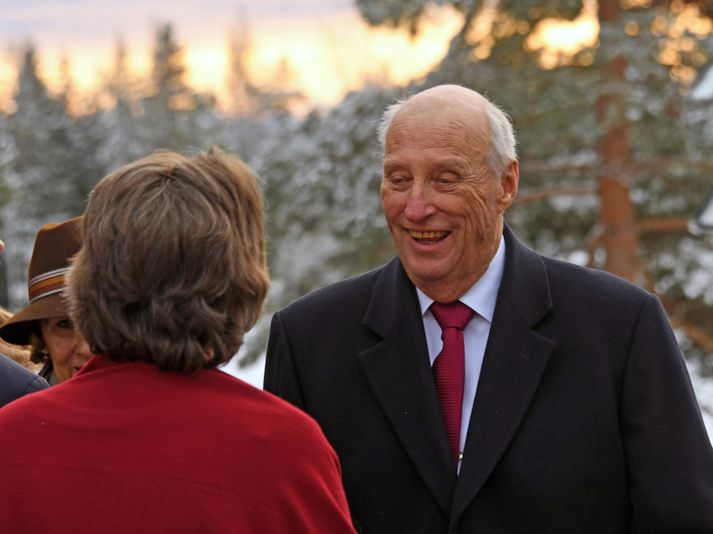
[381,193,403,225]
[463,194,494,237]
[382,209,398,231]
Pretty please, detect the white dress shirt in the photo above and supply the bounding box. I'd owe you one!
[416,236,506,468]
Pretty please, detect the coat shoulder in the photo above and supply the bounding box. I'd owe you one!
[280,262,388,317]
[541,255,652,306]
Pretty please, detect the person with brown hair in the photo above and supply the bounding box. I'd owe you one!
[0,148,356,533]
[0,217,92,385]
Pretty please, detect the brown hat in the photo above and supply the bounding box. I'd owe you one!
[0,217,82,345]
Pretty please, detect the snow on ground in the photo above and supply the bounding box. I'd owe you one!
[688,360,713,443]
[691,65,713,100]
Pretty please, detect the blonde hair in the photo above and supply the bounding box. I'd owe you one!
[67,148,270,373]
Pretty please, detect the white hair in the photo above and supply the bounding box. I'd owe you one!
[484,99,517,175]
[377,89,517,176]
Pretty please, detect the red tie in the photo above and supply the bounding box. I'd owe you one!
[431,301,475,463]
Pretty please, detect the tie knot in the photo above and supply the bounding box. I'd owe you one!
[431,301,475,330]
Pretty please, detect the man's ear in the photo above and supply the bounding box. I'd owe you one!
[499,160,519,210]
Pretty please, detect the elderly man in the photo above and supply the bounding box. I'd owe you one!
[264,85,713,533]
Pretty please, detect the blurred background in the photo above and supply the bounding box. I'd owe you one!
[1,0,712,435]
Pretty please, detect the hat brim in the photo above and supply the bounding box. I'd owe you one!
[0,294,69,345]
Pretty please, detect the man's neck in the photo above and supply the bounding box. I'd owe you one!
[414,234,506,304]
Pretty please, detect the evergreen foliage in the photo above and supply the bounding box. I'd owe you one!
[1,4,712,391]
[355,0,713,372]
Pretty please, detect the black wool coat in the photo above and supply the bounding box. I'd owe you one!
[265,227,713,534]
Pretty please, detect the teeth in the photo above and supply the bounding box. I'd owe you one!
[411,230,447,239]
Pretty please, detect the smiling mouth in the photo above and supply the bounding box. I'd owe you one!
[409,230,450,244]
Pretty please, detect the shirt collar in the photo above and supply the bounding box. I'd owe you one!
[416,235,505,323]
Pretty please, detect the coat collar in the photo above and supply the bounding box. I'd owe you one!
[451,226,555,521]
[359,257,456,518]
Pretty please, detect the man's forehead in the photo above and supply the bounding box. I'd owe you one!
[384,152,470,166]
[389,99,488,142]
[386,113,489,155]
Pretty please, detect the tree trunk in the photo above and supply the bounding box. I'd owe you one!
[596,0,640,282]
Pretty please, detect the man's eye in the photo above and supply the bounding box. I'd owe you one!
[388,174,410,186]
[435,174,459,186]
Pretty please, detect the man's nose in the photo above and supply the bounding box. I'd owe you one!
[404,182,436,221]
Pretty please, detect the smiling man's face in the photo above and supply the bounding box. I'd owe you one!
[380,86,517,302]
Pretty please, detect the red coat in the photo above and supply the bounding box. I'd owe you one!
[0,355,356,533]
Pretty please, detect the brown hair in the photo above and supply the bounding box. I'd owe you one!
[28,330,46,365]
[67,148,270,373]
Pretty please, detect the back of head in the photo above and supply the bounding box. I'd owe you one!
[67,148,269,373]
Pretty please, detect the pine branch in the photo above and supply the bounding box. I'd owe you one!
[585,225,605,267]
[515,184,596,205]
[520,162,596,174]
[521,159,713,176]
[671,320,713,355]
[660,295,713,354]
[637,217,689,234]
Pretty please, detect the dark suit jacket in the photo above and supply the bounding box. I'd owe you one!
[265,227,713,534]
[0,353,47,408]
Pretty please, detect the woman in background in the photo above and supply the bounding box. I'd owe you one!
[0,217,92,385]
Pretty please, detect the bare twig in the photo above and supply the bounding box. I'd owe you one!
[637,217,689,234]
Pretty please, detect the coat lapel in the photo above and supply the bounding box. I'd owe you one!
[359,258,456,517]
[452,227,556,521]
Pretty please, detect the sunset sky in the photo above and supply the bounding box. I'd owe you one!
[4,0,710,114]
[0,0,464,111]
